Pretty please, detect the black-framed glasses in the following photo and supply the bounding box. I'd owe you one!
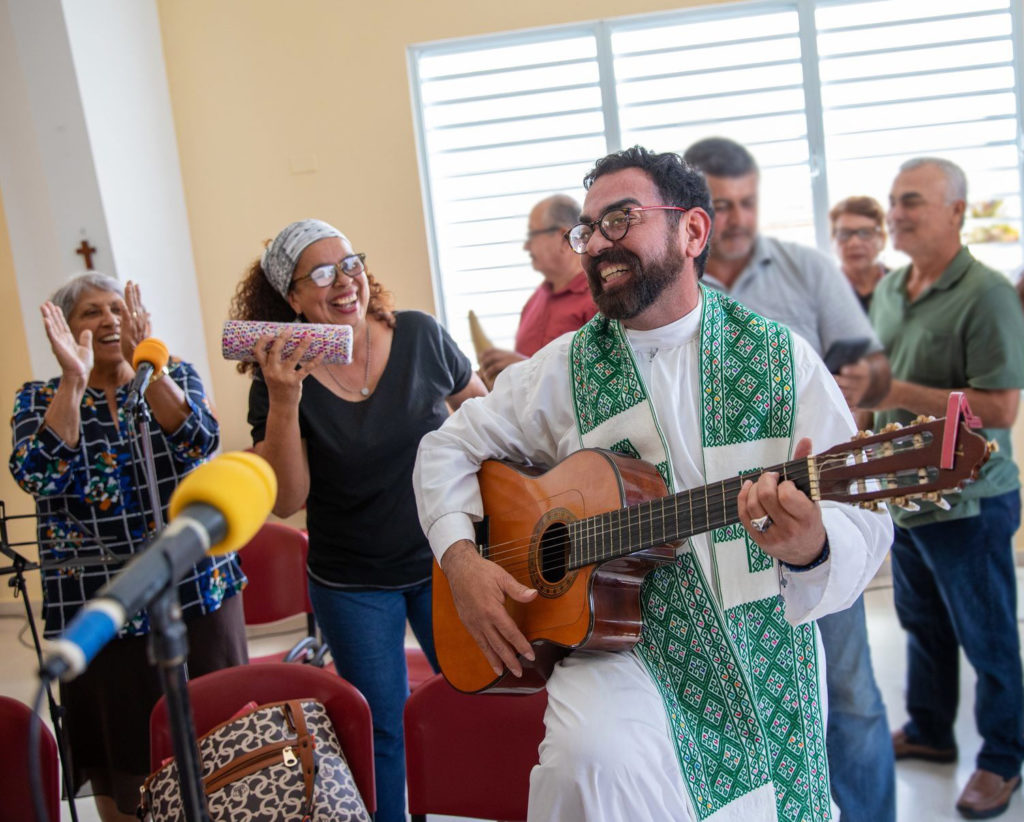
[565,206,690,254]
[292,253,367,288]
[834,227,882,243]
[525,226,561,242]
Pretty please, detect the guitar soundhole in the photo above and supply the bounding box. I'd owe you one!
[530,508,577,596]
[539,521,570,583]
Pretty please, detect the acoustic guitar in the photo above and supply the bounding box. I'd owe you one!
[432,413,992,694]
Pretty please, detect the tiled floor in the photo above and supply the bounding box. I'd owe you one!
[2,567,1022,821]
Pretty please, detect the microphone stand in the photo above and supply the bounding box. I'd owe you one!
[147,590,209,822]
[0,504,80,822]
[129,398,210,822]
[132,399,165,534]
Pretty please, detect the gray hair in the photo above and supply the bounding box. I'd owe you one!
[50,272,123,320]
[899,157,968,204]
[683,137,759,178]
[538,194,581,229]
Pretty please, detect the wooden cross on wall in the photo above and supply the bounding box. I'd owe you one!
[76,239,97,269]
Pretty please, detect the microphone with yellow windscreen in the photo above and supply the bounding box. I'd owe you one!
[124,337,171,412]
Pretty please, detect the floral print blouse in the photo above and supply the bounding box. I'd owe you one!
[9,359,246,638]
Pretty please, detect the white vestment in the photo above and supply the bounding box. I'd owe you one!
[414,297,892,821]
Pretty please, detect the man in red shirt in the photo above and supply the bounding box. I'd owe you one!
[478,195,597,384]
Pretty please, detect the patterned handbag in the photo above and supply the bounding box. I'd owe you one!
[139,698,370,821]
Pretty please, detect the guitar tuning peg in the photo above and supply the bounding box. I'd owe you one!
[922,492,952,511]
[911,415,936,425]
[893,497,921,512]
[854,429,875,439]
[881,422,904,433]
[987,441,1000,454]
[858,500,882,511]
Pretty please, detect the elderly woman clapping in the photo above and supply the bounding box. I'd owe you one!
[9,272,246,822]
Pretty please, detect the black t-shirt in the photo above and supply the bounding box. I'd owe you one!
[248,311,472,588]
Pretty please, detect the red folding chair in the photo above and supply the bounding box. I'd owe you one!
[404,673,547,822]
[238,522,323,664]
[0,695,60,822]
[150,662,375,815]
[406,645,435,692]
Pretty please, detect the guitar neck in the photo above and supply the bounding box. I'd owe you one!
[568,457,812,568]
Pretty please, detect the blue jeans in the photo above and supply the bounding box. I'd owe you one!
[892,490,1024,779]
[818,595,895,822]
[308,578,439,822]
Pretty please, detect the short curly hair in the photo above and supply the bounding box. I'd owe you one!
[229,252,396,374]
[583,145,714,276]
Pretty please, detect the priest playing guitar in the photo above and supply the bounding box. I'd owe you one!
[414,147,979,822]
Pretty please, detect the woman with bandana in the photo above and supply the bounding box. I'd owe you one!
[230,219,486,822]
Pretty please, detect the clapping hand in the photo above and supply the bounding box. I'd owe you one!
[117,280,152,364]
[41,301,93,381]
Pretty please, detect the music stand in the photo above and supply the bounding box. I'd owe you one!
[0,501,82,822]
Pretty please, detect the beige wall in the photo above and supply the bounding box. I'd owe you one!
[0,189,44,601]
[154,0,722,455]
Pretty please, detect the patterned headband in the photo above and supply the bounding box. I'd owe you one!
[261,219,347,299]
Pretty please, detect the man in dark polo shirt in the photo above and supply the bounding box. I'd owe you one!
[869,156,1024,820]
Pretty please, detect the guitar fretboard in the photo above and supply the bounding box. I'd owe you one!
[567,459,812,568]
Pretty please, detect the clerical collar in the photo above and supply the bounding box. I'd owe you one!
[623,292,702,349]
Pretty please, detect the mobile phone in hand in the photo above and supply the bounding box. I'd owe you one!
[823,338,871,374]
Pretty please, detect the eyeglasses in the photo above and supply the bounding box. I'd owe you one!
[526,226,561,242]
[565,206,690,254]
[292,253,367,288]
[834,227,882,243]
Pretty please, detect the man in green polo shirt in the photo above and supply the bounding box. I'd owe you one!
[869,156,1024,819]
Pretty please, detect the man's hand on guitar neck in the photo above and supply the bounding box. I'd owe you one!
[736,437,829,568]
[440,540,538,677]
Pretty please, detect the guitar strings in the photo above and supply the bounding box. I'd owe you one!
[475,444,917,574]
[476,460,827,569]
[470,453,867,573]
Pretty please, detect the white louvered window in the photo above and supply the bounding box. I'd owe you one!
[816,0,1023,273]
[409,32,606,356]
[409,0,1024,358]
[611,7,817,246]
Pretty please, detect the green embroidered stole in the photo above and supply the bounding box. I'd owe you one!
[569,288,831,821]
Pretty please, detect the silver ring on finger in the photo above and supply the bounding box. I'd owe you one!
[751,514,773,533]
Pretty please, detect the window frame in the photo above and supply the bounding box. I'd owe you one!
[409,0,1024,334]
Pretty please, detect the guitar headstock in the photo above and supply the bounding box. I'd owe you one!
[812,416,993,510]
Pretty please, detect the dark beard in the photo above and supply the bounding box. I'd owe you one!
[583,239,685,321]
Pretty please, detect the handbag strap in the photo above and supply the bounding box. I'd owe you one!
[287,700,317,814]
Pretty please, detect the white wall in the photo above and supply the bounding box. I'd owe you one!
[0,0,112,379]
[62,0,211,390]
[0,0,211,390]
